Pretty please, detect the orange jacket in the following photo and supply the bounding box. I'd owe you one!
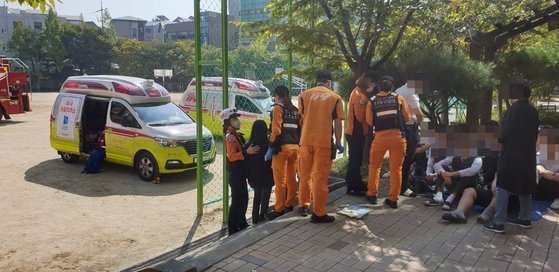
[345,87,370,136]
[365,91,411,137]
[298,85,345,148]
[270,105,283,143]
[225,129,244,162]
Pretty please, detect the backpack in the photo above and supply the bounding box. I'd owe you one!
[82,149,105,174]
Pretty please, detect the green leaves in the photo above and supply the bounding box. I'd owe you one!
[8,0,59,13]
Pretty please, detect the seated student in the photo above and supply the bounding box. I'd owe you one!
[408,143,437,194]
[425,156,483,211]
[535,152,559,210]
[442,175,496,223]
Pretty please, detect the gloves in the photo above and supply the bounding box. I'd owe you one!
[265,147,274,161]
[336,144,345,154]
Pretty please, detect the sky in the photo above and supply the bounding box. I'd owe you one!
[2,0,224,24]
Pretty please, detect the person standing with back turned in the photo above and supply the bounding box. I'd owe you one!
[484,83,539,233]
[267,85,301,220]
[365,76,411,209]
[345,70,379,196]
[298,71,345,223]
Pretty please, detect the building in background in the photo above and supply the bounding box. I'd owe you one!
[111,16,147,41]
[228,0,241,21]
[144,15,169,42]
[0,6,85,56]
[164,11,238,49]
[239,0,270,45]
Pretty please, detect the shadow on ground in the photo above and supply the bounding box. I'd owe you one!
[0,120,24,126]
[24,158,200,197]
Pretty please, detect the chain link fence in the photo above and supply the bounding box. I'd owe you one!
[192,0,311,223]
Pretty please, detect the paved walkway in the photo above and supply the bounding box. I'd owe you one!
[152,187,559,272]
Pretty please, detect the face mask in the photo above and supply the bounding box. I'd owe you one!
[230,119,241,129]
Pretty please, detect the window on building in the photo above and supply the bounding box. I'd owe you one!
[1,29,5,34]
[132,28,137,38]
[34,22,42,30]
[146,28,152,33]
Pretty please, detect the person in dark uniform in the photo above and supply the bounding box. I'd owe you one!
[485,83,539,233]
[220,108,260,235]
[245,120,274,224]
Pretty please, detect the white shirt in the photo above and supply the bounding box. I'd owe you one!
[426,148,435,175]
[433,156,483,177]
[536,152,559,180]
[394,84,420,125]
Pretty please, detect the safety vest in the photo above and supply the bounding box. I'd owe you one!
[370,93,404,132]
[225,131,247,175]
[272,103,300,145]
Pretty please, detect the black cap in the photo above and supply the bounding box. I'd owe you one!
[316,71,332,81]
[363,70,379,82]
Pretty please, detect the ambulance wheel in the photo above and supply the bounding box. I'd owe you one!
[135,151,159,181]
[60,152,79,163]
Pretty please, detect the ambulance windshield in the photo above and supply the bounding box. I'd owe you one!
[254,97,273,112]
[133,102,194,126]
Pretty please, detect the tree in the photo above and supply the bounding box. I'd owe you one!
[425,0,559,124]
[43,9,69,81]
[7,24,45,89]
[6,0,58,13]
[250,0,425,78]
[61,24,114,75]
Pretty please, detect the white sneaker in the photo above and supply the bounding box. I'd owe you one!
[551,199,559,210]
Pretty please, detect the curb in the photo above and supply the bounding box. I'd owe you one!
[142,185,347,272]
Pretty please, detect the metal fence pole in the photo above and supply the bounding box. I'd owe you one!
[221,0,230,224]
[194,0,204,216]
[288,0,293,91]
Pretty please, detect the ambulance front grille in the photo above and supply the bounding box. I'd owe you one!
[182,137,212,155]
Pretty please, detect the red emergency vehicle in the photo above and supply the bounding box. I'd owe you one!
[0,55,32,120]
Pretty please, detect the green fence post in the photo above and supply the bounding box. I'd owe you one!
[221,0,230,224]
[194,0,204,216]
[288,0,293,91]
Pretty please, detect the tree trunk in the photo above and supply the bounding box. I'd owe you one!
[441,93,449,125]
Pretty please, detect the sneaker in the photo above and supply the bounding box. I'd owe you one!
[365,195,378,205]
[551,199,559,210]
[384,198,398,209]
[285,206,294,212]
[425,198,443,206]
[442,211,467,223]
[476,213,492,224]
[506,218,532,229]
[484,223,505,234]
[442,201,452,211]
[268,210,284,220]
[311,213,335,223]
[402,189,417,198]
[299,207,309,217]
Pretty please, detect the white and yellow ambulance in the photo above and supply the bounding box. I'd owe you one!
[179,77,273,136]
[50,75,216,181]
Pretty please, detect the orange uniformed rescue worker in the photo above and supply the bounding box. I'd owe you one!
[221,108,260,235]
[267,85,301,220]
[365,76,411,209]
[345,70,379,196]
[298,71,345,223]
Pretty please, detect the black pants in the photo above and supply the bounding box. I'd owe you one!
[535,178,559,201]
[228,172,248,235]
[252,185,272,223]
[401,124,419,194]
[345,133,367,192]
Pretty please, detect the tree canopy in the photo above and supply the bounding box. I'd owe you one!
[6,0,58,13]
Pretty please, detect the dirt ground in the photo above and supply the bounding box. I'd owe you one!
[0,93,228,271]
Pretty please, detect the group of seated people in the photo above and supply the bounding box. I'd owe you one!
[403,137,559,225]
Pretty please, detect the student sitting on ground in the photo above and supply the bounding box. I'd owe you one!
[425,156,483,211]
[407,143,437,195]
[534,126,559,210]
[441,174,496,223]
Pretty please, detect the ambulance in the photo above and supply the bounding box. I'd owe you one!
[50,75,216,181]
[179,77,273,136]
